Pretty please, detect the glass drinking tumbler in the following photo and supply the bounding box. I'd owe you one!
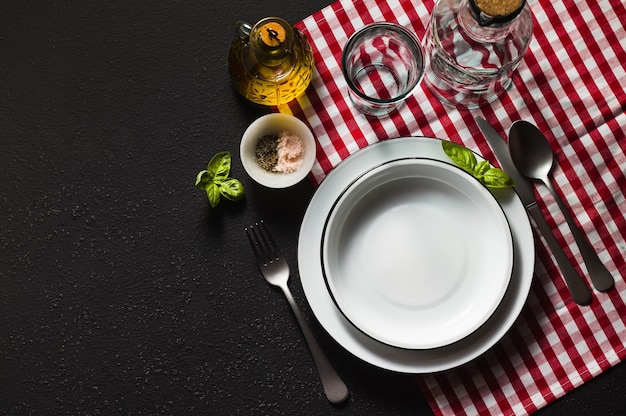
[341,23,425,117]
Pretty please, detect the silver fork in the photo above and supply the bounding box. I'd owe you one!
[245,220,349,405]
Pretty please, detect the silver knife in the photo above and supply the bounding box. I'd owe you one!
[476,116,592,305]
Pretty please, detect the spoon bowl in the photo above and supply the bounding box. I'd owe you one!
[508,121,555,181]
[508,120,614,292]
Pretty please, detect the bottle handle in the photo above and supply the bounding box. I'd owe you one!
[235,21,252,39]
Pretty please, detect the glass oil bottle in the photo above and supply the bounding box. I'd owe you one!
[227,17,314,106]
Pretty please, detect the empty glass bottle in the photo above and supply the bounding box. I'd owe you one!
[423,0,533,108]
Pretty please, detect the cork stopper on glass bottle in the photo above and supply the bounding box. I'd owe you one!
[469,0,525,25]
[251,18,294,63]
[259,22,286,48]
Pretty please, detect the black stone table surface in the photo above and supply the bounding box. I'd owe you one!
[1,1,624,414]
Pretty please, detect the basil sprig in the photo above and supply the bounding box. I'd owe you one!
[442,141,514,189]
[195,152,245,208]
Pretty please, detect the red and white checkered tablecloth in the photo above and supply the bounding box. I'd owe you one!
[281,0,626,414]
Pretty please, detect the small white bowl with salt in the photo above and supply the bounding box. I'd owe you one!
[240,113,316,188]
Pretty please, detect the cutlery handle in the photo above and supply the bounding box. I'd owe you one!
[527,203,593,305]
[543,180,614,292]
[280,285,349,404]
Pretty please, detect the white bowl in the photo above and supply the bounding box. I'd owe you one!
[240,113,316,188]
[322,158,514,349]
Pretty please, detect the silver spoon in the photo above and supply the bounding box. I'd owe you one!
[509,120,614,292]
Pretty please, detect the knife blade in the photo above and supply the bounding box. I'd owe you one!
[475,116,592,305]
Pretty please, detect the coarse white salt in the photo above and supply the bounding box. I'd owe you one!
[274,131,305,173]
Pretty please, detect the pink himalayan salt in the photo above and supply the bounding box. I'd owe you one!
[273,131,305,173]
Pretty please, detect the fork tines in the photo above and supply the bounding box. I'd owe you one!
[245,220,279,266]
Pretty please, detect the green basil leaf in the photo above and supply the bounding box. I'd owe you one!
[196,151,245,208]
[442,140,514,189]
[482,168,515,188]
[207,151,231,183]
[206,183,221,208]
[441,140,476,174]
[219,178,245,201]
[195,170,210,189]
[474,160,491,178]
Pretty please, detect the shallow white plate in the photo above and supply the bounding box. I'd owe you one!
[298,137,534,373]
[322,158,513,349]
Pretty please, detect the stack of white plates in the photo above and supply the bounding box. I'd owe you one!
[298,137,535,373]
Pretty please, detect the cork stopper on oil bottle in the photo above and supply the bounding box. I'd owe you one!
[259,22,286,48]
[251,18,294,63]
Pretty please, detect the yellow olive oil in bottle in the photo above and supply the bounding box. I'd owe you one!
[227,17,314,106]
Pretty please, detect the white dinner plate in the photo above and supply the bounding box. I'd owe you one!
[298,137,534,373]
[321,158,514,349]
